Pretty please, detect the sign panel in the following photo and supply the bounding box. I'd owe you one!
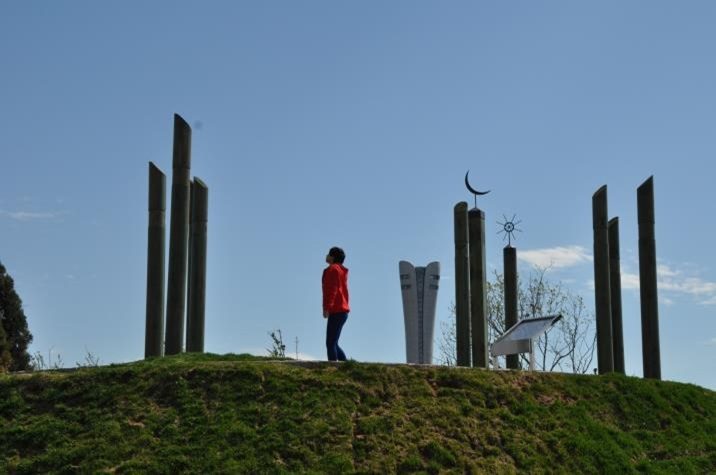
[490,314,563,357]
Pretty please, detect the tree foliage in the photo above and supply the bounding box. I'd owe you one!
[0,316,11,372]
[0,261,33,371]
[438,267,596,374]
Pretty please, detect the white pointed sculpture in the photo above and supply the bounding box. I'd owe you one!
[399,261,440,364]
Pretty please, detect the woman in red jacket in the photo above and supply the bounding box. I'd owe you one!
[322,246,350,361]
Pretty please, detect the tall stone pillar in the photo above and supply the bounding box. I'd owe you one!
[399,261,440,364]
[186,180,194,333]
[638,176,661,380]
[145,162,166,358]
[608,217,625,374]
[503,246,519,369]
[469,208,488,368]
[164,114,192,355]
[186,178,209,353]
[592,185,614,374]
[453,202,471,367]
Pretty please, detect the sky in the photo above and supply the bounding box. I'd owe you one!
[1,2,714,389]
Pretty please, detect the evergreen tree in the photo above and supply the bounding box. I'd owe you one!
[0,261,33,371]
[0,317,11,372]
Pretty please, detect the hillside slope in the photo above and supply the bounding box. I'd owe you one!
[1,354,714,474]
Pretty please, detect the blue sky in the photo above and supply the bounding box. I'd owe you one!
[1,2,714,389]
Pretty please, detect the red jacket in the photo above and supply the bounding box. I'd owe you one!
[322,263,350,314]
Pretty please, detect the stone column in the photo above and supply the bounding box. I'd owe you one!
[186,180,194,332]
[164,114,192,355]
[145,162,166,358]
[503,246,519,369]
[592,185,614,374]
[608,217,625,374]
[638,176,661,380]
[454,202,471,367]
[469,208,488,368]
[186,178,208,353]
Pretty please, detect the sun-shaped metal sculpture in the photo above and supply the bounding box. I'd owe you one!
[497,214,522,246]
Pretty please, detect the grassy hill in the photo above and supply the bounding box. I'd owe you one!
[0,354,714,474]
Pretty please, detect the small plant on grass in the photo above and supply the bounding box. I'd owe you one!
[30,348,64,371]
[267,329,286,358]
[76,347,100,368]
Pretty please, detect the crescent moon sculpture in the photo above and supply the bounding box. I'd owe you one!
[464,170,490,208]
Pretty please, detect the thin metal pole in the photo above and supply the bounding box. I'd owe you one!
[529,344,535,372]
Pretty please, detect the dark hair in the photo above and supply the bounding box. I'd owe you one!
[328,247,346,264]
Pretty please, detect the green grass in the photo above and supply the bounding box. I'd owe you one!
[0,353,714,474]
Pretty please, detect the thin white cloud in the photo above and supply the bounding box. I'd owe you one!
[621,272,641,290]
[620,263,716,305]
[707,338,716,347]
[657,264,679,278]
[518,245,592,269]
[0,210,65,221]
[664,278,716,297]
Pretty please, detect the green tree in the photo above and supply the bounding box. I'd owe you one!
[0,261,33,371]
[0,317,11,372]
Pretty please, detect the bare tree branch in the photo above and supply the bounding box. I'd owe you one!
[437,266,597,374]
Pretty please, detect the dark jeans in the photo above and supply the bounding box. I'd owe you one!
[326,312,348,361]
